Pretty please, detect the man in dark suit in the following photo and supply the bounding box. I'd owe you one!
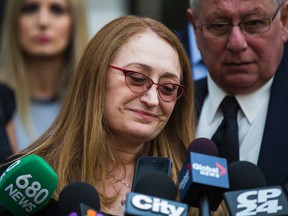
[187,0,288,187]
[176,23,208,80]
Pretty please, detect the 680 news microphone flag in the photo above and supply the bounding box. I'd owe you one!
[0,154,58,215]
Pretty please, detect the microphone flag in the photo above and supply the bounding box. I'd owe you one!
[125,192,188,216]
[0,154,58,215]
[178,152,229,210]
[224,186,288,216]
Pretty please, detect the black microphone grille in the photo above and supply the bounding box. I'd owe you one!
[58,182,100,215]
[187,137,219,156]
[133,171,177,200]
[228,161,267,191]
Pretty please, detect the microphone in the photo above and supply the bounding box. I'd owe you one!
[0,154,58,215]
[224,161,288,215]
[228,160,267,191]
[178,138,229,215]
[58,181,108,216]
[186,137,219,157]
[133,171,177,200]
[125,171,188,216]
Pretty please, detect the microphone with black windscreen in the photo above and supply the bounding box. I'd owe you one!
[125,171,188,216]
[58,182,108,216]
[224,161,288,215]
[228,160,267,191]
[186,137,219,157]
[133,171,177,200]
[178,137,229,216]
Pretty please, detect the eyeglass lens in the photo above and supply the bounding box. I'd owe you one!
[198,5,281,38]
[125,71,184,102]
[109,65,186,102]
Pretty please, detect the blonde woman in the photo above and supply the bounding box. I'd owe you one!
[0,0,89,150]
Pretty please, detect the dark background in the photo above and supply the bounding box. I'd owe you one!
[128,0,189,31]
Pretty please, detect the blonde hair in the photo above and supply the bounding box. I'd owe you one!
[15,15,195,207]
[0,0,89,134]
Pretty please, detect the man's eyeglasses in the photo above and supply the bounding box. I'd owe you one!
[196,5,281,38]
[109,65,187,102]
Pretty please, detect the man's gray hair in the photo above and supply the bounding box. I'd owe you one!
[189,0,201,17]
[189,0,286,17]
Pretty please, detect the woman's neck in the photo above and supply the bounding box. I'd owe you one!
[110,135,148,163]
[102,161,136,216]
[25,56,67,100]
[98,138,149,215]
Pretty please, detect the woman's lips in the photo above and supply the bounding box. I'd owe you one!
[35,35,51,43]
[131,109,157,117]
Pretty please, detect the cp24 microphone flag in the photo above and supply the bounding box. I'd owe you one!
[224,161,288,216]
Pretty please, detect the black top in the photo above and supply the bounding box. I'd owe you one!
[0,83,16,163]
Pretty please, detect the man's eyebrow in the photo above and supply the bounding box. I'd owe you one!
[206,7,267,20]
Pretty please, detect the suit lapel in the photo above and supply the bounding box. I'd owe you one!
[194,78,208,120]
[175,26,190,58]
[258,47,288,186]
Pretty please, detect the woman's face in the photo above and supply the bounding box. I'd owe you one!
[18,0,72,57]
[105,30,182,146]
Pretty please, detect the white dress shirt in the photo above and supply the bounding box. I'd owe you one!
[196,74,273,165]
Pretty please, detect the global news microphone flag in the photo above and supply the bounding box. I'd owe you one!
[178,152,229,211]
